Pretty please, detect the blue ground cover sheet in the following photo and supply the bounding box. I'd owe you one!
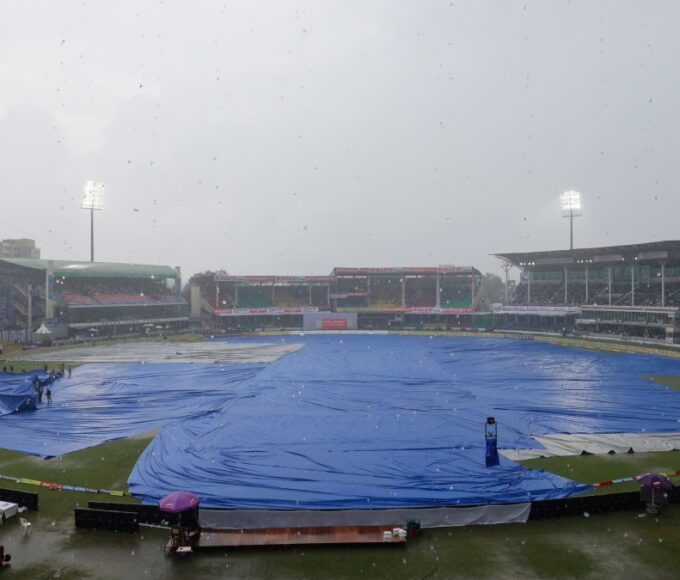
[0,363,264,455]
[128,335,680,509]
[0,369,48,416]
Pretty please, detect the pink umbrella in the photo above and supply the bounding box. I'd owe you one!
[635,472,673,491]
[158,491,200,513]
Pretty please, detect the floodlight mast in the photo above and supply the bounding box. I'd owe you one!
[82,181,105,262]
[560,190,582,251]
[500,261,512,304]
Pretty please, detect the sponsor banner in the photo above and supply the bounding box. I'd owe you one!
[238,276,273,282]
[535,257,573,265]
[593,254,624,263]
[439,266,476,274]
[214,275,269,282]
[502,333,535,341]
[334,267,400,275]
[404,267,438,274]
[214,307,319,316]
[333,269,369,276]
[500,305,579,313]
[638,251,668,260]
[412,307,473,314]
[322,318,348,330]
[214,274,335,283]
[0,473,129,496]
[336,307,473,314]
[334,266,475,276]
[437,264,457,271]
[277,276,335,283]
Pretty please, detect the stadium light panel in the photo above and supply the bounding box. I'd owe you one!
[560,190,582,217]
[82,180,105,210]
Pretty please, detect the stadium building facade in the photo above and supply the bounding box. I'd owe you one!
[0,258,189,340]
[494,241,680,343]
[193,266,481,331]
[0,238,40,259]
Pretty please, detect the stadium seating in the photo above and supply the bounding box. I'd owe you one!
[236,287,274,308]
[336,280,368,294]
[337,296,368,309]
[368,283,401,307]
[62,293,97,305]
[404,278,437,308]
[0,297,7,324]
[511,278,680,308]
[61,292,182,306]
[310,286,330,307]
[273,287,309,308]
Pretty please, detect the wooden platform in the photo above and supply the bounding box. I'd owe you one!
[167,525,407,550]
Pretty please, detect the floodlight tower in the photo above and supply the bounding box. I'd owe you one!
[500,261,512,304]
[560,190,582,251]
[82,181,105,262]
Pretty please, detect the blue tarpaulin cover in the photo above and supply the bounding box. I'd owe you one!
[3,336,680,508]
[0,363,264,455]
[0,370,48,416]
[127,335,680,509]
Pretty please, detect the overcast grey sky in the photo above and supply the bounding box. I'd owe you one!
[1,1,678,279]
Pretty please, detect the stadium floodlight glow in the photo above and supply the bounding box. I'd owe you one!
[560,190,581,216]
[82,180,105,210]
[82,181,106,262]
[560,190,582,251]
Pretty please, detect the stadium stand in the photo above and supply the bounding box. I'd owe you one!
[192,267,481,332]
[0,258,189,339]
[228,286,274,309]
[404,276,437,307]
[273,285,309,307]
[497,243,680,309]
[494,241,680,343]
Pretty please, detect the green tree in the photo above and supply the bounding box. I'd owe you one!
[476,273,505,309]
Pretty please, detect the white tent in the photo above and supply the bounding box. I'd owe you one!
[34,323,52,335]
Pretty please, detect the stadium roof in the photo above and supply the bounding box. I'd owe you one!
[214,274,335,283]
[0,258,178,279]
[210,267,482,283]
[331,266,481,276]
[494,241,680,269]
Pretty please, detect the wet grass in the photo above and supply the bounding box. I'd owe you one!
[649,374,680,391]
[0,436,149,523]
[510,537,596,578]
[521,451,680,495]
[535,334,680,358]
[2,332,205,357]
[0,438,679,578]
[520,374,680,496]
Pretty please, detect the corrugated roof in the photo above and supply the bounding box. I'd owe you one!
[0,258,178,279]
[494,240,680,268]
